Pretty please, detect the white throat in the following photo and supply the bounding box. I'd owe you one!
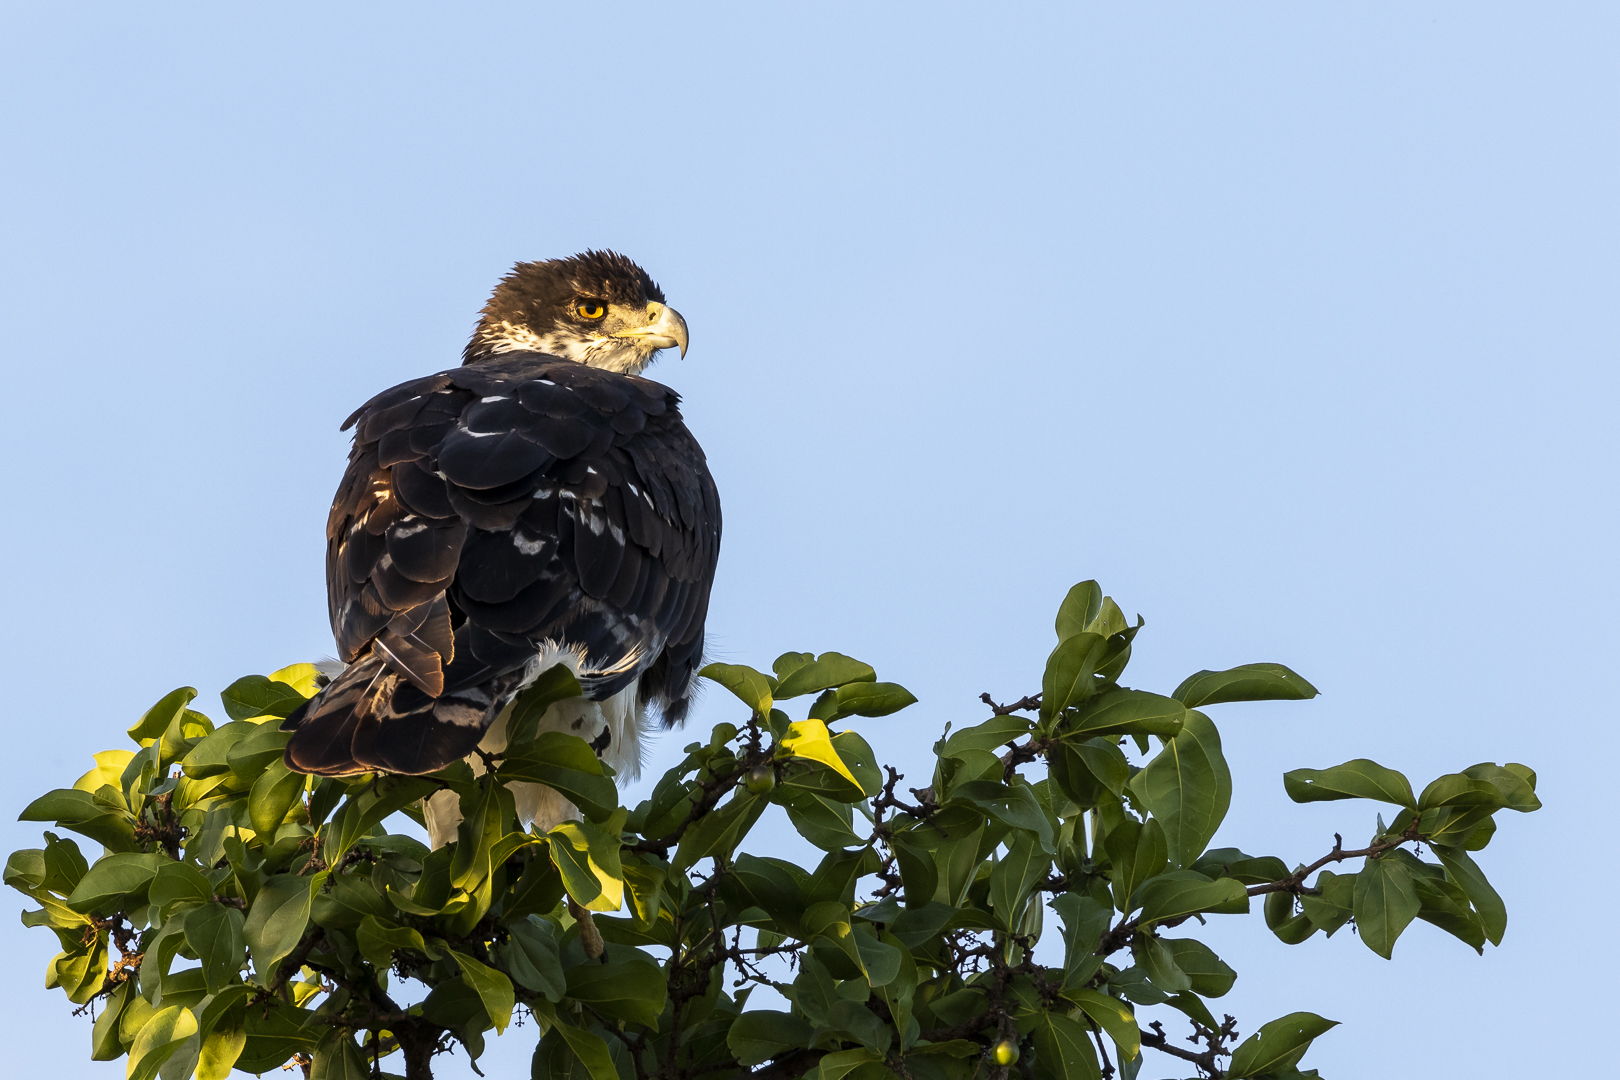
[474,321,657,376]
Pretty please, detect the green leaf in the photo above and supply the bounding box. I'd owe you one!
[128,1006,199,1080]
[1054,581,1104,641]
[1074,738,1131,796]
[1462,762,1542,812]
[1030,1011,1101,1080]
[1150,993,1212,1038]
[1412,872,1487,952]
[533,1010,619,1080]
[448,949,515,1034]
[672,788,766,870]
[950,780,1055,853]
[1432,844,1507,945]
[149,860,213,916]
[499,732,619,822]
[129,687,200,743]
[503,663,585,745]
[243,871,325,980]
[1227,1012,1338,1078]
[1042,632,1110,719]
[1136,872,1247,925]
[20,787,108,824]
[699,662,774,715]
[1300,870,1355,935]
[236,1003,321,1073]
[549,818,625,911]
[1164,937,1237,997]
[91,979,133,1060]
[889,833,939,906]
[310,1031,370,1080]
[1283,759,1417,808]
[808,1047,884,1080]
[564,945,667,1027]
[824,681,917,720]
[1066,689,1188,739]
[355,915,438,971]
[1128,710,1231,869]
[225,723,292,782]
[830,730,885,796]
[502,917,566,1001]
[195,990,247,1080]
[184,903,246,993]
[18,788,139,850]
[942,715,1032,758]
[325,775,438,863]
[248,759,305,838]
[178,722,256,781]
[783,790,865,850]
[215,676,304,725]
[728,1011,815,1067]
[1353,856,1421,959]
[1417,773,1505,811]
[449,780,506,890]
[1069,988,1139,1061]
[1049,893,1111,989]
[1172,664,1319,708]
[220,676,308,722]
[311,867,395,930]
[989,833,1052,929]
[1135,934,1190,994]
[1103,819,1167,913]
[65,851,167,914]
[773,652,876,699]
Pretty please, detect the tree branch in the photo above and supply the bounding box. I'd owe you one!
[980,692,1042,717]
[1245,827,1421,898]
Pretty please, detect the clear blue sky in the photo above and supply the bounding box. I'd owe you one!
[2,3,1614,1076]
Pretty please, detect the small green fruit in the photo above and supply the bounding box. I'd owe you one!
[992,1040,1020,1066]
[744,764,776,795]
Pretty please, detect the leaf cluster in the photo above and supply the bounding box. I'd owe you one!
[7,584,1539,1080]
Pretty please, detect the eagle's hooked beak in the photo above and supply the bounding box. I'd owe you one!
[612,301,689,358]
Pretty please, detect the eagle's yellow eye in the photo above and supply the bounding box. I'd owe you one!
[576,301,606,320]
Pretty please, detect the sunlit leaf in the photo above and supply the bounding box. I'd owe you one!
[773,652,876,699]
[448,949,515,1034]
[219,676,307,722]
[781,719,861,788]
[698,662,774,715]
[127,1005,199,1080]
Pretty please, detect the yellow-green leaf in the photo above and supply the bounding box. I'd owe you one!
[548,819,624,912]
[268,663,323,699]
[781,719,860,788]
[127,1005,198,1080]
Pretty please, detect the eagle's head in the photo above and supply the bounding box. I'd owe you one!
[463,250,689,375]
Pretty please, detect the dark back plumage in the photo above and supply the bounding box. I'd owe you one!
[282,348,720,776]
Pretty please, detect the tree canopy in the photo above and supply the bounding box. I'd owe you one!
[7,581,1539,1080]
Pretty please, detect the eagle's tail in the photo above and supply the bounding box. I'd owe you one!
[280,650,512,776]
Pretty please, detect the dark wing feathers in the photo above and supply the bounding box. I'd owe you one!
[285,354,720,776]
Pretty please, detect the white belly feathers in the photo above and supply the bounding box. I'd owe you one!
[421,647,646,849]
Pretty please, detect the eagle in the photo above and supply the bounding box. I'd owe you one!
[280,251,721,846]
